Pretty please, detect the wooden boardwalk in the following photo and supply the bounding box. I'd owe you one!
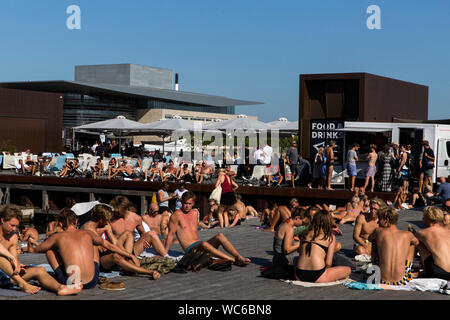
[1,208,449,300]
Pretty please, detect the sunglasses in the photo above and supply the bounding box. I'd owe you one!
[443,205,450,212]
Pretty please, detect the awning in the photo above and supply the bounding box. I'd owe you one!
[335,127,391,133]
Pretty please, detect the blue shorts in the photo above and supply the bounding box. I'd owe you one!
[347,164,357,177]
[184,241,202,254]
[54,262,100,289]
[0,270,14,289]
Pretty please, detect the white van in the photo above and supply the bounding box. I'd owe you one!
[337,121,450,183]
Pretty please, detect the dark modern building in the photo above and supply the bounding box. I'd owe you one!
[0,64,262,151]
[299,72,429,159]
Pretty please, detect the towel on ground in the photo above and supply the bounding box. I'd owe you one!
[284,278,349,287]
[139,248,184,261]
[344,278,450,295]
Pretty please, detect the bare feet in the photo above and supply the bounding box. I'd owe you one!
[151,271,160,280]
[234,256,251,267]
[263,228,274,233]
[57,283,83,296]
[20,282,41,295]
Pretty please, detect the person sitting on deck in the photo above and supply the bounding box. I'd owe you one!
[162,160,178,182]
[272,208,306,268]
[196,161,214,184]
[234,194,258,220]
[295,210,350,283]
[261,202,292,233]
[30,207,154,292]
[165,191,250,266]
[353,197,386,257]
[92,157,104,180]
[409,206,450,280]
[368,206,419,286]
[81,204,160,280]
[58,158,74,178]
[107,158,119,180]
[177,163,194,183]
[443,198,450,228]
[199,199,220,229]
[142,202,171,243]
[331,196,363,225]
[0,205,82,295]
[109,196,167,257]
[18,224,39,254]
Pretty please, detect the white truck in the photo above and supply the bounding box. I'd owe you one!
[336,121,450,183]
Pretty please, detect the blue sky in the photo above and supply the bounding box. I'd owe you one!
[0,0,449,122]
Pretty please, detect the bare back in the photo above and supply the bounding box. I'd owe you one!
[374,227,417,282]
[417,226,450,272]
[52,230,97,283]
[368,152,378,166]
[111,211,142,236]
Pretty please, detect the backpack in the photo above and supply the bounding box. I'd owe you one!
[208,259,232,272]
[172,249,212,273]
[405,153,414,174]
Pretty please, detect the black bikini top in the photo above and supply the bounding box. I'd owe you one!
[301,241,329,257]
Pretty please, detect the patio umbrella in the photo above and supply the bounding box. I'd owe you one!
[203,114,270,131]
[135,116,198,153]
[267,117,299,132]
[74,115,144,149]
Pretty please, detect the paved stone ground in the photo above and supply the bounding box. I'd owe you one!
[1,208,449,300]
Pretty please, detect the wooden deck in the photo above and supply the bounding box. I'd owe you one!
[2,208,449,300]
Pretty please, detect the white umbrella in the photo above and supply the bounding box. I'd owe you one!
[203,114,270,131]
[74,115,143,130]
[267,117,298,131]
[74,115,144,150]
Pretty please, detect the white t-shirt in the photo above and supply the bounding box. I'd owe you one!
[175,189,188,210]
[263,145,273,165]
[253,149,264,163]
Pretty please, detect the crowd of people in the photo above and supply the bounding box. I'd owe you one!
[0,169,449,296]
[8,139,447,202]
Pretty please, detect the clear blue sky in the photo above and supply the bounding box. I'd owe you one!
[0,0,449,122]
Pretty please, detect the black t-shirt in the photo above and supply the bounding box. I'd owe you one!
[422,148,435,169]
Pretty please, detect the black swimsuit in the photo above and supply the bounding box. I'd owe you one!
[295,241,329,283]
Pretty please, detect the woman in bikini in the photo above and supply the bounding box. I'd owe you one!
[216,168,239,228]
[331,196,362,225]
[295,210,351,283]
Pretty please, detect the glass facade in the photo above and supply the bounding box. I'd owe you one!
[63,93,235,128]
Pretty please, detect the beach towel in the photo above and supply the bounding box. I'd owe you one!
[139,248,184,261]
[139,256,176,274]
[284,278,350,288]
[344,278,450,295]
[0,288,36,298]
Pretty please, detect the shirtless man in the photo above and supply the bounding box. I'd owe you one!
[363,145,378,193]
[409,206,450,280]
[353,197,386,256]
[325,141,337,190]
[142,203,170,242]
[263,203,292,233]
[369,206,419,286]
[31,208,158,291]
[165,191,250,266]
[0,205,82,295]
[196,161,214,184]
[18,224,39,253]
[109,196,167,257]
[81,204,160,279]
[145,161,163,182]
